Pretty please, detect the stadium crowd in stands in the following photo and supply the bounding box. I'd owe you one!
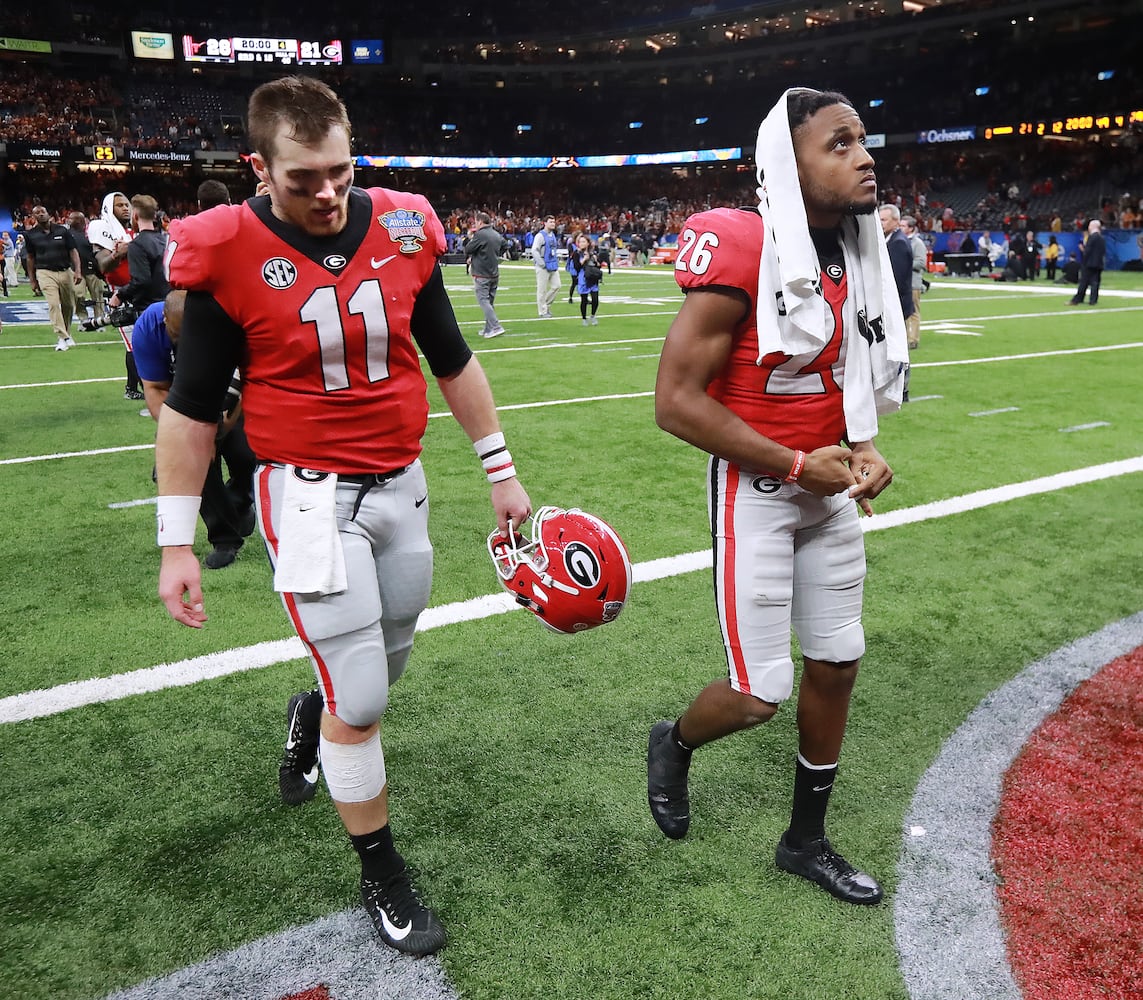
[0,0,1140,254]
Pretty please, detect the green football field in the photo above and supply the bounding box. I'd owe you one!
[2,262,1142,999]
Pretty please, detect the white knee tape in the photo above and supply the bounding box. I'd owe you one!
[319,731,386,803]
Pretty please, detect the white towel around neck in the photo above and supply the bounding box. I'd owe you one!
[753,89,908,442]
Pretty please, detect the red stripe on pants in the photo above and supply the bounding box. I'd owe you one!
[258,465,337,716]
[719,462,752,695]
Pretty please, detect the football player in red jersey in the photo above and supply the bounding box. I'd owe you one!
[155,77,531,957]
[648,88,904,906]
[88,191,143,399]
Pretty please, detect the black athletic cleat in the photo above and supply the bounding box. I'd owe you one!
[647,720,691,839]
[279,689,321,806]
[774,833,883,905]
[361,867,447,956]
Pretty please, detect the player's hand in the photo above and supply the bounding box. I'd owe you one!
[797,445,859,498]
[159,545,208,628]
[846,443,893,516]
[491,477,532,535]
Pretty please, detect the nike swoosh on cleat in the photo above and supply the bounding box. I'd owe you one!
[285,702,303,750]
[370,254,397,269]
[303,766,319,783]
[379,909,413,941]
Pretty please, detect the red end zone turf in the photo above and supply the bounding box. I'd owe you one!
[279,987,331,1000]
[993,648,1143,1000]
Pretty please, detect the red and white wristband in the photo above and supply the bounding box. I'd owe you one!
[784,450,806,484]
[156,495,202,546]
[474,431,517,484]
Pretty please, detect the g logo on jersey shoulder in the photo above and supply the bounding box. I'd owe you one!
[825,263,844,281]
[751,476,782,495]
[563,541,601,589]
[377,209,427,254]
[262,257,297,289]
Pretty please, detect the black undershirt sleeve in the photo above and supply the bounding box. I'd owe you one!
[165,291,244,424]
[410,263,474,378]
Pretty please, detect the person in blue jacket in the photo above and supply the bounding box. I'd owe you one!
[571,233,602,326]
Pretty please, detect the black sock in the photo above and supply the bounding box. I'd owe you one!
[670,719,696,754]
[350,825,404,883]
[786,755,837,849]
[300,689,324,730]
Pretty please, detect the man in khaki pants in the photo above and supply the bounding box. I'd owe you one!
[25,205,82,351]
[69,211,107,325]
[900,215,927,350]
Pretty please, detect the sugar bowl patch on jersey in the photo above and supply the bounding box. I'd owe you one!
[378,209,428,254]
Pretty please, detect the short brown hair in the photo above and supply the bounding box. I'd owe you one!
[131,194,158,221]
[246,76,351,165]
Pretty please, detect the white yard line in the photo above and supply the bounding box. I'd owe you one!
[4,455,1141,725]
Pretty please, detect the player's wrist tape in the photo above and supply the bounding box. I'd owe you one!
[474,431,517,484]
[784,450,806,483]
[156,495,201,546]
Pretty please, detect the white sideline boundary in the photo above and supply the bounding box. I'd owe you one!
[3,455,1141,726]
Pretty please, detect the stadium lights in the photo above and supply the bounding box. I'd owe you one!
[628,121,643,129]
[1098,70,1115,81]
[694,117,709,125]
[975,86,990,96]
[868,99,884,108]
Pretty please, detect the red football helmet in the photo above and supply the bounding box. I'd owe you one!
[488,506,632,634]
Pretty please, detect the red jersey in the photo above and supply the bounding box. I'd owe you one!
[674,207,849,453]
[87,221,133,287]
[167,188,447,473]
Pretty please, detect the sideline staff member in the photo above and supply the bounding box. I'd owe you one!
[25,205,82,352]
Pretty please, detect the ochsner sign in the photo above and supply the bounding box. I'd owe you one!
[917,125,977,144]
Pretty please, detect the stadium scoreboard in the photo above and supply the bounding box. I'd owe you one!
[984,108,1143,140]
[181,35,342,65]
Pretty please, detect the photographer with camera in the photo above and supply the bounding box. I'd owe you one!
[135,290,256,570]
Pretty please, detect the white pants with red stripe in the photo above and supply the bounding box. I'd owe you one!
[255,460,433,726]
[707,457,866,704]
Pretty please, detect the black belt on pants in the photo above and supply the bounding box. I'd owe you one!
[338,465,412,520]
[337,465,411,487]
[266,462,411,521]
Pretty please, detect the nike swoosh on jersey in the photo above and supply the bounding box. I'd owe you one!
[370,254,398,269]
[379,909,413,941]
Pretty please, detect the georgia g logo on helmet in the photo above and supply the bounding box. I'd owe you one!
[564,541,601,589]
[486,505,633,635]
